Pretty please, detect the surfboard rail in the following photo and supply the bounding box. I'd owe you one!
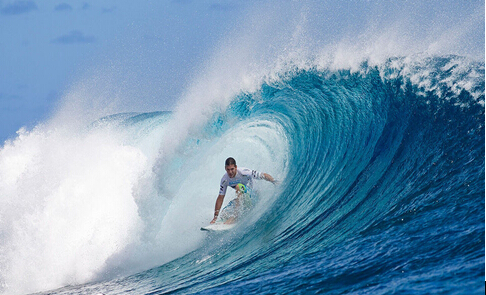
[200,223,236,232]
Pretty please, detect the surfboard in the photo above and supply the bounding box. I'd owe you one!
[200,223,236,232]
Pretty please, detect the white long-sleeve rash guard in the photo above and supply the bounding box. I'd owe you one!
[219,167,263,196]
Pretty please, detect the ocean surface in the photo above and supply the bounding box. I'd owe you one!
[0,53,483,294]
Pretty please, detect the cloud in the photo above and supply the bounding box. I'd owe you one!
[0,0,38,15]
[101,6,116,13]
[54,3,72,12]
[171,0,194,4]
[51,30,96,44]
[209,3,237,12]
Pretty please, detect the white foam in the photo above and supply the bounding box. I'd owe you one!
[0,125,147,294]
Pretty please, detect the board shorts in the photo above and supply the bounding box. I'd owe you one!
[219,191,254,222]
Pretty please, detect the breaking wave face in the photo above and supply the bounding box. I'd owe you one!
[0,1,484,295]
[0,55,483,295]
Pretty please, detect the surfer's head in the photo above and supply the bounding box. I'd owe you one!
[225,157,237,178]
[225,157,236,166]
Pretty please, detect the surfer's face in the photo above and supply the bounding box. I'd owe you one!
[225,164,237,178]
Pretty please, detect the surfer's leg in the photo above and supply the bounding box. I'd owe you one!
[220,199,237,222]
[224,216,236,224]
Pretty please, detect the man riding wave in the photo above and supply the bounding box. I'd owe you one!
[211,157,276,224]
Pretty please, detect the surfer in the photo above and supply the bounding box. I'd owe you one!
[210,157,276,224]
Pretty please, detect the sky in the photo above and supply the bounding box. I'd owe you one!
[0,0,484,144]
[0,0,254,143]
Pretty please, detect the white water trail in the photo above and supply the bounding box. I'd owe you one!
[0,125,148,294]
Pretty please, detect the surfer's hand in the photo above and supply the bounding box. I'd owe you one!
[210,217,217,224]
[271,179,280,186]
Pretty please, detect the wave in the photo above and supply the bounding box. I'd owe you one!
[140,55,484,294]
[0,53,483,294]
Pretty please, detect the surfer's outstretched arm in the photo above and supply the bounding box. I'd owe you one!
[211,194,225,224]
[263,173,278,184]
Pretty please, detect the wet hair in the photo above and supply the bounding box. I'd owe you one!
[225,157,236,166]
